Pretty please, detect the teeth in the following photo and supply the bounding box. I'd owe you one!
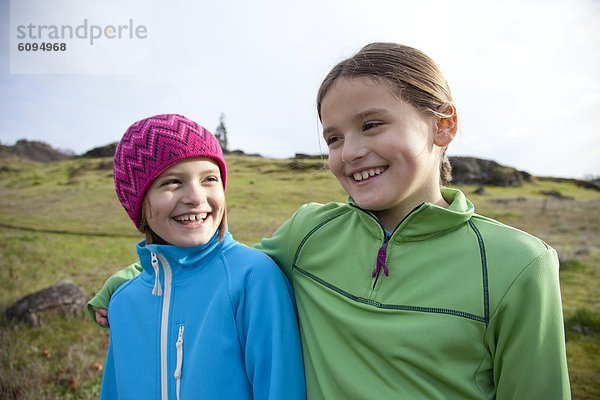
[352,168,384,182]
[174,213,208,222]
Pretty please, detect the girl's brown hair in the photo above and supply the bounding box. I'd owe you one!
[317,42,454,185]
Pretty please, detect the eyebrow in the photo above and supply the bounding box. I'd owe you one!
[159,168,220,178]
[357,108,390,119]
[322,108,391,136]
[322,126,337,137]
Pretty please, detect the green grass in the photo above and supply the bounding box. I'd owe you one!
[566,333,600,399]
[1,155,599,398]
[566,308,600,336]
[0,314,108,400]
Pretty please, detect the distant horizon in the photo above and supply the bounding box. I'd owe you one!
[2,136,598,182]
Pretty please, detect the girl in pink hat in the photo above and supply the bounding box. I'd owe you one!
[98,114,305,400]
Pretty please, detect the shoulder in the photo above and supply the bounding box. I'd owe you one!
[468,213,559,299]
[288,201,351,234]
[223,240,275,267]
[108,274,145,312]
[465,214,562,324]
[296,201,349,218]
[271,202,352,252]
[220,241,294,303]
[222,240,286,280]
[469,213,552,258]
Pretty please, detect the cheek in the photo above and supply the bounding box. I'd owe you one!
[145,192,174,216]
[327,150,343,176]
[142,204,161,235]
[209,189,226,210]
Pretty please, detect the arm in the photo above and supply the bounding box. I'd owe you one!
[87,262,142,326]
[253,205,306,281]
[487,248,570,399]
[234,260,306,399]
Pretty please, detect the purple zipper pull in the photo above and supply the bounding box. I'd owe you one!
[372,245,389,278]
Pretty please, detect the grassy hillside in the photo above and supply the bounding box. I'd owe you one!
[0,156,598,399]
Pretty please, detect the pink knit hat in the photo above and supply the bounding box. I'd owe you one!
[114,114,227,228]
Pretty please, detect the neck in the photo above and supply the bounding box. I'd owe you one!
[374,190,449,232]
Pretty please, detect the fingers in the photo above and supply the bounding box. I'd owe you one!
[94,307,109,328]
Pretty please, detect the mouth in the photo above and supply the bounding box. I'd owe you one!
[172,212,209,225]
[350,167,387,182]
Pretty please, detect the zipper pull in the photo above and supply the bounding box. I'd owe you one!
[174,325,184,378]
[151,252,162,296]
[371,245,389,278]
[174,325,185,400]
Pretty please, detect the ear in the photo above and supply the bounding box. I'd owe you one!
[433,105,457,147]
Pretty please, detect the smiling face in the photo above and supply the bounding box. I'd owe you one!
[143,158,225,247]
[321,76,455,231]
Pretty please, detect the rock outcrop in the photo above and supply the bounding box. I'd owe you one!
[0,139,72,162]
[448,156,531,187]
[5,281,89,326]
[80,142,118,158]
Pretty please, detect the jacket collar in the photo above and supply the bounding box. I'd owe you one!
[136,229,232,284]
[349,188,474,242]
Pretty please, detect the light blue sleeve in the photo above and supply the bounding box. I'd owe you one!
[233,253,306,399]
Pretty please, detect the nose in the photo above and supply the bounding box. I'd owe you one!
[181,182,206,206]
[341,133,367,164]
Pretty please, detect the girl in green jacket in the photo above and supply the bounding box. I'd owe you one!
[90,42,570,399]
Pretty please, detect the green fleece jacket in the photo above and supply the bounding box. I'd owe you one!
[89,188,570,399]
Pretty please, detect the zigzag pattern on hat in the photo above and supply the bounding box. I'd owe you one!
[113,114,226,227]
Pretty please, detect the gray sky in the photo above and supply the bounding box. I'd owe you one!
[1,0,599,178]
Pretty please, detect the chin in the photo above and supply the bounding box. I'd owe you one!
[351,194,383,210]
[181,236,212,247]
[159,232,213,248]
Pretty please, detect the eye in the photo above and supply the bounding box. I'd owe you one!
[159,179,180,188]
[204,175,219,183]
[363,121,382,131]
[324,134,342,146]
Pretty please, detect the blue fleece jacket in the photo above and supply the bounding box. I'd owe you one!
[100,231,306,400]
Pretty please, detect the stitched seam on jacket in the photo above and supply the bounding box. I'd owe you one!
[468,220,490,325]
[292,210,349,267]
[294,266,487,323]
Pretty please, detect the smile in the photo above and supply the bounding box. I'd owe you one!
[351,167,386,182]
[173,213,208,224]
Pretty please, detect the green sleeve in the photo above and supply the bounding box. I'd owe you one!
[87,262,142,325]
[487,248,570,399]
[254,206,305,282]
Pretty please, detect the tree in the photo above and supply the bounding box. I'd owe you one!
[214,113,229,152]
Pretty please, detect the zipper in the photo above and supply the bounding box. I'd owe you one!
[348,205,393,290]
[371,236,390,287]
[151,253,162,296]
[369,235,388,298]
[174,325,184,400]
[348,202,425,297]
[154,253,173,400]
